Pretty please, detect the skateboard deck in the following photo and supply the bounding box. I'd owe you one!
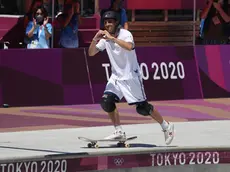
[78,136,137,148]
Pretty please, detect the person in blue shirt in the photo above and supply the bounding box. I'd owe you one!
[55,1,81,48]
[26,6,52,49]
[100,0,128,30]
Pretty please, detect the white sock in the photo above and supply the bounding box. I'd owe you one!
[160,120,169,131]
[115,125,122,132]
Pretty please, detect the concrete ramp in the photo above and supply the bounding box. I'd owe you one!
[0,98,229,172]
[0,120,230,171]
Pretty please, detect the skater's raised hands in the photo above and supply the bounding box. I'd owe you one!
[93,30,106,41]
[102,30,114,40]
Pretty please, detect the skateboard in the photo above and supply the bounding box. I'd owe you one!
[78,136,137,148]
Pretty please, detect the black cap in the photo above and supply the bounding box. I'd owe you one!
[102,10,120,22]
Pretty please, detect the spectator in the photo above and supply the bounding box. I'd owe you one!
[24,0,43,29]
[54,0,81,48]
[23,0,43,47]
[200,0,230,44]
[24,0,64,19]
[100,0,128,30]
[25,6,52,49]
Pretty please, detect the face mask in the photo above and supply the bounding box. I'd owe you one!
[36,15,44,25]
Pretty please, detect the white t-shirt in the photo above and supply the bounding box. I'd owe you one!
[96,28,141,80]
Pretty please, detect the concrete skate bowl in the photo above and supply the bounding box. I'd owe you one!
[0,98,229,172]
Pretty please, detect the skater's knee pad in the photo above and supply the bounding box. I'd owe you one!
[100,92,120,113]
[136,101,153,116]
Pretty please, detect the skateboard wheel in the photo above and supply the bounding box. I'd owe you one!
[87,143,92,148]
[95,144,99,148]
[125,144,130,148]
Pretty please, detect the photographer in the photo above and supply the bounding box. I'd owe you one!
[25,6,52,49]
[200,0,230,44]
[54,0,81,48]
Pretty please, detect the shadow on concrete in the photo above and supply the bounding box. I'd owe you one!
[0,145,69,154]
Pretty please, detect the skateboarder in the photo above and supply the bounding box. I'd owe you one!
[88,11,175,145]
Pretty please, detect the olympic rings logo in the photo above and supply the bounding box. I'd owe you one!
[113,158,124,166]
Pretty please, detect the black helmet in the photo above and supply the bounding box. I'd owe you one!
[102,10,120,23]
